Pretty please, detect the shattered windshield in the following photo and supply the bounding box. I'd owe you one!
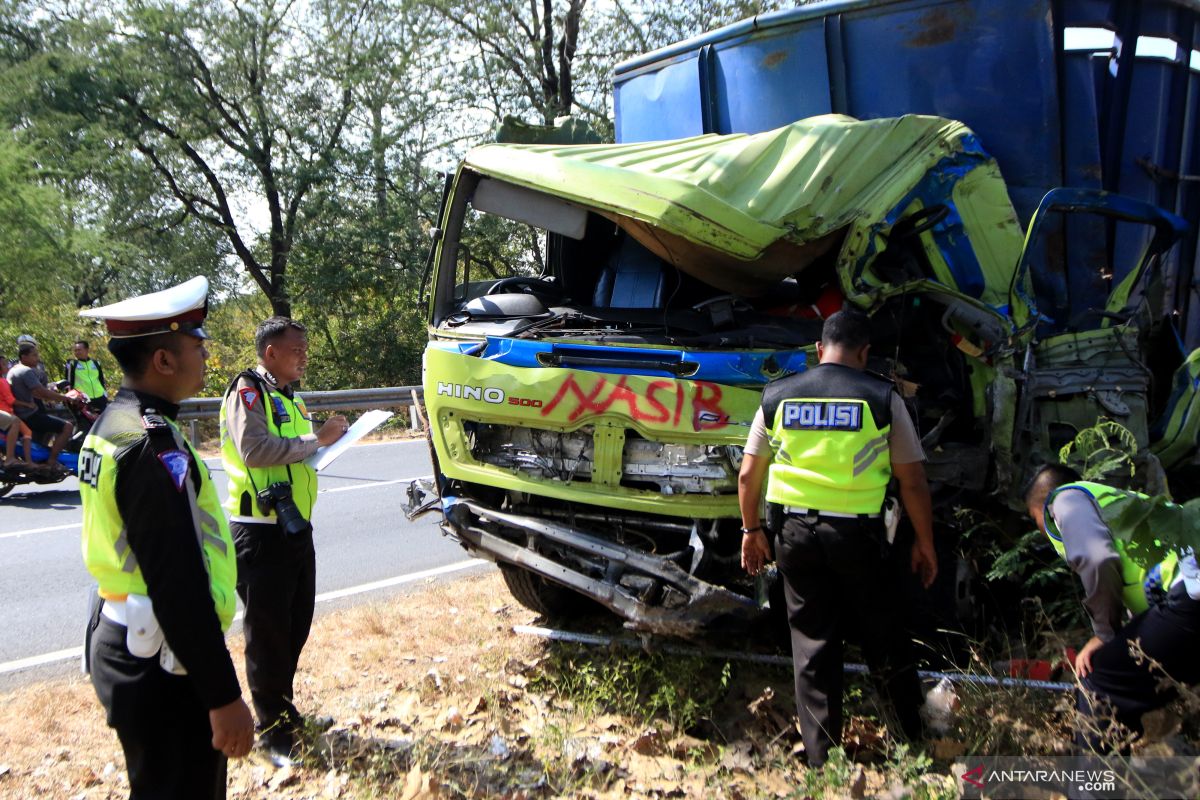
[436,177,831,348]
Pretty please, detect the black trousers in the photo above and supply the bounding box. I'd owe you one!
[89,618,226,800]
[775,513,923,767]
[232,520,316,745]
[1077,582,1200,752]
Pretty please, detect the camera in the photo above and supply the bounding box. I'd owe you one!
[256,482,313,537]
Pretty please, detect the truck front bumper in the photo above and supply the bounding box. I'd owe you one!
[403,480,764,638]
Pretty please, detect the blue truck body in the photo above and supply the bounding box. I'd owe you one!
[614,0,1200,349]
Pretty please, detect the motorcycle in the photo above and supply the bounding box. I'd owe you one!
[0,436,78,498]
[0,385,98,498]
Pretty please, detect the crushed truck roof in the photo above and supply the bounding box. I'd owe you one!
[463,114,1025,304]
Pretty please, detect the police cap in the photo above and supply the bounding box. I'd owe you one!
[80,276,210,340]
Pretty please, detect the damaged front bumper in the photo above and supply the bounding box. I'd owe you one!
[403,480,765,637]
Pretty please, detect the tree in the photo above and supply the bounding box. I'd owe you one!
[425,0,589,127]
[45,0,365,316]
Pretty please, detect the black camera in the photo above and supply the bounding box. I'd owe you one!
[256,482,312,537]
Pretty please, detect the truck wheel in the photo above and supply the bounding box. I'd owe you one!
[499,563,591,618]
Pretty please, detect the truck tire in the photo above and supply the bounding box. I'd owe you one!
[499,563,591,618]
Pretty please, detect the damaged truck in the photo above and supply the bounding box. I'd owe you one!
[405,0,1200,636]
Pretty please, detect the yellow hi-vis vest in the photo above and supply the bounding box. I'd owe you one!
[1043,481,1180,614]
[762,363,894,515]
[69,358,104,399]
[79,405,238,631]
[219,371,317,522]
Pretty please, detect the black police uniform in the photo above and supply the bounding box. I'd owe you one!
[760,364,924,767]
[86,389,242,799]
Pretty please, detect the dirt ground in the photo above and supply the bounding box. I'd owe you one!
[0,572,975,799]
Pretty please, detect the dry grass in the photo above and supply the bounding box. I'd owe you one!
[13,570,1154,799]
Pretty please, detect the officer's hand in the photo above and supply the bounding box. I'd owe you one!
[210,698,255,759]
[910,537,938,589]
[742,530,771,576]
[1074,636,1104,679]
[316,415,350,446]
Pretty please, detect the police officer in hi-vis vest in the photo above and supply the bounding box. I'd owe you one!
[220,317,347,765]
[738,309,938,767]
[1024,464,1200,752]
[65,339,109,411]
[78,276,254,799]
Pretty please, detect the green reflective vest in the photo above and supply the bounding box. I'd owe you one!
[70,358,104,399]
[219,374,317,522]
[1043,481,1179,614]
[79,413,238,631]
[762,363,894,515]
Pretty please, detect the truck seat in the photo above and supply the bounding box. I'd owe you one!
[592,238,665,308]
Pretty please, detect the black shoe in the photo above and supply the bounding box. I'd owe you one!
[257,729,297,768]
[262,744,297,769]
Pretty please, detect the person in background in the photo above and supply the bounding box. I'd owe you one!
[7,342,76,471]
[0,357,35,468]
[65,339,109,412]
[16,334,48,386]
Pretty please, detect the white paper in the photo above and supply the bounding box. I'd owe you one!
[305,409,394,472]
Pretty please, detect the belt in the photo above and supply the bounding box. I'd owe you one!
[784,506,881,520]
[101,600,127,626]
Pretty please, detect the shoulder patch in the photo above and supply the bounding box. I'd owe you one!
[141,412,169,430]
[156,449,191,492]
[239,387,260,409]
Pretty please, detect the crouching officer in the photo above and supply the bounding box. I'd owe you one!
[738,309,938,768]
[78,276,254,799]
[1024,465,1200,751]
[220,317,347,765]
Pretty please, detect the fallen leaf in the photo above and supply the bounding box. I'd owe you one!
[626,728,663,756]
[747,686,776,716]
[438,706,465,730]
[267,765,298,792]
[930,738,967,759]
[625,752,684,787]
[719,741,754,773]
[668,735,719,761]
[399,765,439,800]
[592,714,624,731]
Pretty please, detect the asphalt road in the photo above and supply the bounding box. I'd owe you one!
[0,438,488,687]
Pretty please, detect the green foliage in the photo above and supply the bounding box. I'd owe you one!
[1057,418,1199,570]
[960,509,1084,632]
[531,645,732,734]
[1102,492,1200,571]
[1058,417,1138,481]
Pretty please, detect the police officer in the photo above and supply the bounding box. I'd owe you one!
[738,309,938,767]
[1024,465,1200,751]
[66,339,109,412]
[78,276,254,799]
[219,317,346,764]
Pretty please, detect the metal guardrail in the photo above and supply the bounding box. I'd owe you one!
[177,386,426,444]
[178,386,424,420]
